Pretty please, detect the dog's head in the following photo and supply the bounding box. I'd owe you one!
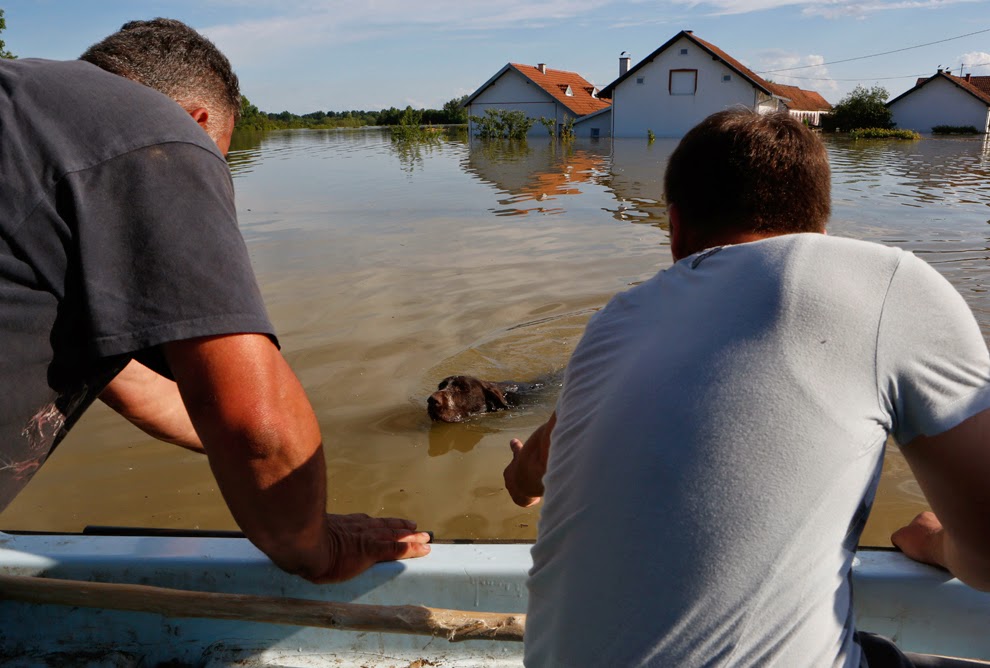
[427,375,511,423]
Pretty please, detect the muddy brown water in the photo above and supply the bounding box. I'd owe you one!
[2,130,989,547]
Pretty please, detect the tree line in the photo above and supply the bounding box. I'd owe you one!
[1,9,16,59]
[236,95,469,132]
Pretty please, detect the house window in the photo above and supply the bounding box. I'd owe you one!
[591,128,600,138]
[722,74,732,82]
[669,69,698,95]
[680,48,688,55]
[636,76,645,85]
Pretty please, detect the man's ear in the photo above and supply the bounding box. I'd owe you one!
[187,107,210,133]
[481,383,509,411]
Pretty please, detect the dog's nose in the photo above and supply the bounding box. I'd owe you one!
[427,395,442,420]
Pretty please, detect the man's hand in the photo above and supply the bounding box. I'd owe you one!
[891,511,947,570]
[164,333,432,583]
[504,439,544,507]
[503,412,556,507]
[309,514,432,584]
[896,409,990,591]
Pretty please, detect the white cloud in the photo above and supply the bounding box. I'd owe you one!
[201,0,614,67]
[958,51,990,73]
[801,0,979,18]
[755,50,839,95]
[660,0,978,17]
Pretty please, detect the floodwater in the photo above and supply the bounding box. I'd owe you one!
[2,129,989,547]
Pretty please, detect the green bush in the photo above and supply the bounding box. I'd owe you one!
[821,85,893,132]
[538,116,557,138]
[931,125,981,135]
[849,127,921,140]
[470,109,535,139]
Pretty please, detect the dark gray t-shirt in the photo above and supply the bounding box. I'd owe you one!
[0,59,276,512]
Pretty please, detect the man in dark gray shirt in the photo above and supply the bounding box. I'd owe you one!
[0,18,430,582]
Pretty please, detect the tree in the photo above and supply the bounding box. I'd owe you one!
[235,96,278,132]
[441,95,469,124]
[1,9,17,60]
[821,85,893,132]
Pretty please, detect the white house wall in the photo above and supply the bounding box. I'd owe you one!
[573,109,612,139]
[467,69,569,137]
[611,36,761,138]
[889,78,990,133]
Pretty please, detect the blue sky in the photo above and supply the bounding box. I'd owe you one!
[3,1,988,114]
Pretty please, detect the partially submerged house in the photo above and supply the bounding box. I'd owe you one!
[463,63,612,138]
[598,30,831,138]
[887,71,990,134]
[764,82,832,127]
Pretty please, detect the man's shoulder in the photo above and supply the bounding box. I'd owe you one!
[2,58,221,167]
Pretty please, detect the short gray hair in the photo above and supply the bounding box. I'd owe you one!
[80,18,241,129]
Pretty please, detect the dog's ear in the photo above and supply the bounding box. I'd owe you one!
[480,382,510,412]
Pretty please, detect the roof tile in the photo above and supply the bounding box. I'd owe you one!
[509,63,612,117]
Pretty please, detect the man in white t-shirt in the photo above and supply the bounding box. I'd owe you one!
[504,108,990,667]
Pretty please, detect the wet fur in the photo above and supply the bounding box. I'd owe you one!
[427,375,543,423]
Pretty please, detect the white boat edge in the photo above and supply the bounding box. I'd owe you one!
[1,531,988,666]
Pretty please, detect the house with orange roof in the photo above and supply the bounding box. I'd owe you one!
[598,30,831,138]
[764,82,833,127]
[887,70,990,134]
[463,63,612,139]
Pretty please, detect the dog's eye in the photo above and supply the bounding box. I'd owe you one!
[437,380,449,390]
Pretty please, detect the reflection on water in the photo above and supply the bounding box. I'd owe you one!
[599,139,677,227]
[4,130,990,547]
[461,140,610,217]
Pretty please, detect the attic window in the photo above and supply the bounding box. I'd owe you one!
[566,85,574,96]
[722,74,732,82]
[670,69,698,95]
[680,48,688,55]
[636,76,645,85]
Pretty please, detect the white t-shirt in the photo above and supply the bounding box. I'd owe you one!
[525,234,990,667]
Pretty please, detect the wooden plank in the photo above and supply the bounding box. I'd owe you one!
[0,574,525,643]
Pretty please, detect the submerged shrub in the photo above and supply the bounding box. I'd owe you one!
[931,125,981,135]
[470,109,536,140]
[849,127,921,140]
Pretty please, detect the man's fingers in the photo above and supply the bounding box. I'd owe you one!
[375,537,432,561]
[509,438,524,454]
[363,527,432,543]
[511,492,542,508]
[891,511,945,568]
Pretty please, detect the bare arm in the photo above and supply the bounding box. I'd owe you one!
[891,408,990,591]
[163,333,430,582]
[100,359,205,453]
[503,411,556,507]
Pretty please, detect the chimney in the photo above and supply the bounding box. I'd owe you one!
[937,68,944,74]
[620,52,631,77]
[966,73,972,82]
[537,63,547,74]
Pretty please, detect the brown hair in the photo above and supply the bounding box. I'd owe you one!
[663,108,830,240]
[80,18,240,136]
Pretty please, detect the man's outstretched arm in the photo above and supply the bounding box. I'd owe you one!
[503,411,556,507]
[163,333,430,582]
[891,407,990,591]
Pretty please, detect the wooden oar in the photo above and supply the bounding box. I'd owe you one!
[0,574,525,643]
